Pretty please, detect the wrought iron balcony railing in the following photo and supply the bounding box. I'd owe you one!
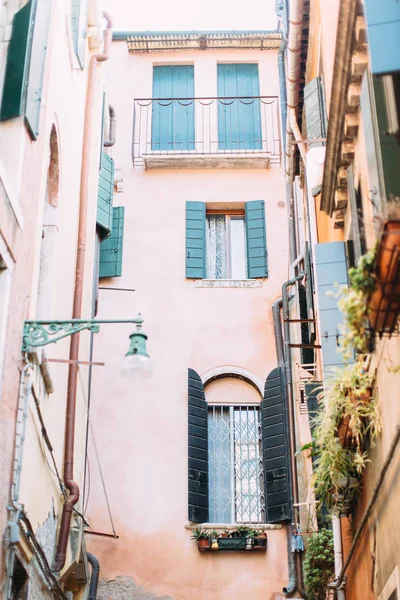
[132,96,281,168]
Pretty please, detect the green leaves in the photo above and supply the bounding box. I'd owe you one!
[304,529,334,600]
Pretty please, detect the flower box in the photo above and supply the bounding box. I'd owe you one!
[218,538,247,550]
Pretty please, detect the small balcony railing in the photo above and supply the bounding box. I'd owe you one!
[132,96,281,168]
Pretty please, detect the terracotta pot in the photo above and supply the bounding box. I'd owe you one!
[368,220,400,334]
[197,538,210,552]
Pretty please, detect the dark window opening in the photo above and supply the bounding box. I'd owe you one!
[11,556,29,600]
[355,182,367,256]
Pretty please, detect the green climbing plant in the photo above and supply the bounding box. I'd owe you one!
[304,529,334,600]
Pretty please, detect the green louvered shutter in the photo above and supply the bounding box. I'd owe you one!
[188,368,209,523]
[25,0,52,138]
[186,201,206,279]
[99,207,124,278]
[245,200,268,278]
[262,367,292,523]
[304,77,327,149]
[71,0,87,69]
[0,1,34,121]
[314,242,354,383]
[364,0,400,75]
[97,153,114,240]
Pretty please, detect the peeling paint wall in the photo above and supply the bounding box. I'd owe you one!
[98,576,174,600]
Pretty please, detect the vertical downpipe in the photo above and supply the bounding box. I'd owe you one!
[53,13,113,573]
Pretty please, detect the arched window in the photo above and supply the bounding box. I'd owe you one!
[205,377,264,524]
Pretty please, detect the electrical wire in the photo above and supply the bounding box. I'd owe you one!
[78,370,117,537]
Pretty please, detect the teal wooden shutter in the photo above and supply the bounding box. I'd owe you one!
[373,76,400,207]
[188,368,209,523]
[304,77,326,149]
[360,72,385,220]
[245,200,268,278]
[99,207,124,278]
[25,0,52,138]
[97,153,114,240]
[71,0,87,69]
[262,367,292,523]
[0,0,34,121]
[186,201,205,279]
[152,66,194,151]
[315,242,354,382]
[364,0,400,75]
[217,64,262,150]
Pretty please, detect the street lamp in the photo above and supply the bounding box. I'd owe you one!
[22,315,152,379]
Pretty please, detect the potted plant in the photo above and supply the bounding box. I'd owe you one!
[191,528,210,552]
[219,528,230,538]
[209,530,219,551]
[253,530,268,550]
[304,529,334,600]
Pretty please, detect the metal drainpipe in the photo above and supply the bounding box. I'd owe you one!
[53,12,113,573]
[103,104,116,147]
[87,553,100,599]
[282,273,308,598]
[272,298,297,596]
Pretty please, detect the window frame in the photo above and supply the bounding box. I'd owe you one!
[207,402,265,525]
[206,209,248,280]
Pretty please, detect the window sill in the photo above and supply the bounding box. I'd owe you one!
[185,523,282,531]
[194,279,263,288]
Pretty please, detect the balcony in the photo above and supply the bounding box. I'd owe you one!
[132,96,281,169]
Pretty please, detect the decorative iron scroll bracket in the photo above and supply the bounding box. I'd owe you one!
[22,317,143,352]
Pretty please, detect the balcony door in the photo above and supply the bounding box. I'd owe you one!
[152,65,195,152]
[218,64,262,151]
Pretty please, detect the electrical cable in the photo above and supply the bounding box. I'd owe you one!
[78,370,117,537]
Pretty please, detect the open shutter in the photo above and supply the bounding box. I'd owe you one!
[186,201,206,279]
[262,367,292,523]
[314,242,354,383]
[97,153,114,240]
[71,0,87,69]
[364,0,400,75]
[304,77,327,149]
[25,0,52,138]
[188,368,208,523]
[99,207,124,278]
[0,1,34,121]
[245,200,268,278]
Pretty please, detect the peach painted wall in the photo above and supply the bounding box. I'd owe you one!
[0,0,106,583]
[86,42,293,599]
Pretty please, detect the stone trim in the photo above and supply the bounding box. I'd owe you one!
[195,279,263,288]
[202,366,264,396]
[185,522,282,531]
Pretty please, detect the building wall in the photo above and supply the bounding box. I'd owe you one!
[86,42,292,600]
[0,0,107,595]
[302,0,400,598]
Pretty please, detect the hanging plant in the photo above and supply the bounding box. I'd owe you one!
[336,246,378,357]
[301,361,381,514]
[304,529,334,600]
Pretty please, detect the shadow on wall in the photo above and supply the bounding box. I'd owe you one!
[97,576,173,600]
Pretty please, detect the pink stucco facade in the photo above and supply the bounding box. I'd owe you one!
[86,39,293,600]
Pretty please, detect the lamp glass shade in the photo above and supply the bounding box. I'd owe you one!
[121,328,152,380]
[121,353,153,380]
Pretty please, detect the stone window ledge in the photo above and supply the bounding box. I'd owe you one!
[185,523,282,531]
[195,279,263,288]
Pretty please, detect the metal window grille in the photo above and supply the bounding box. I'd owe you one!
[208,405,265,524]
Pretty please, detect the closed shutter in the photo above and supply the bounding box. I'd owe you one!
[262,367,292,523]
[347,165,364,263]
[217,63,262,150]
[314,242,354,382]
[97,153,114,240]
[364,0,400,75]
[186,201,206,279]
[152,65,194,151]
[188,368,209,523]
[299,284,314,367]
[245,200,268,278]
[71,0,87,69]
[304,77,326,149]
[25,0,52,138]
[99,207,124,278]
[0,1,34,121]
